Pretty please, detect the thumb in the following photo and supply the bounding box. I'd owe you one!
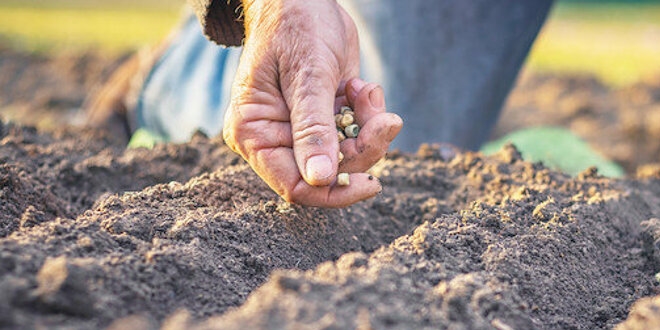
[287,71,340,187]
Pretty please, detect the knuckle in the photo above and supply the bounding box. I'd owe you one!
[223,119,251,156]
[290,59,336,91]
[292,122,334,147]
[222,127,238,150]
[280,42,338,89]
[232,83,266,108]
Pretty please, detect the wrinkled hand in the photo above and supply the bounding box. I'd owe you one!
[223,0,402,207]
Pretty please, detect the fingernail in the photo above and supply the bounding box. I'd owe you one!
[350,79,367,98]
[369,86,385,108]
[306,155,333,182]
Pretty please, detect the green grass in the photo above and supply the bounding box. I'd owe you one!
[527,2,660,86]
[0,0,180,10]
[0,4,181,54]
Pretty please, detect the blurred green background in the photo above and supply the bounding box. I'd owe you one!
[529,0,660,85]
[1,0,660,86]
[0,0,181,54]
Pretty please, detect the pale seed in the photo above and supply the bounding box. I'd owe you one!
[338,151,344,163]
[339,113,354,128]
[337,173,350,186]
[344,124,360,138]
[337,130,346,142]
[334,113,343,127]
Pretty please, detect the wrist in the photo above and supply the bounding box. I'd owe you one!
[241,0,277,39]
[241,0,339,39]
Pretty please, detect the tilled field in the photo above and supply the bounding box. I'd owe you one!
[2,48,660,329]
[1,120,660,329]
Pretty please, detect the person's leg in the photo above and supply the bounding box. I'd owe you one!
[341,0,555,151]
[136,15,241,142]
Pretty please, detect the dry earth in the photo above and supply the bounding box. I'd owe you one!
[2,49,660,329]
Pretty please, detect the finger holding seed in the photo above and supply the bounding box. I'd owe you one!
[332,172,379,193]
[337,172,350,186]
[346,81,386,124]
[338,79,403,173]
[276,172,382,207]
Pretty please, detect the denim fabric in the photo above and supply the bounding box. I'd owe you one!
[136,16,240,142]
[137,0,553,149]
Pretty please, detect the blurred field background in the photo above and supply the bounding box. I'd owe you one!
[530,0,660,86]
[0,0,659,86]
[0,0,181,54]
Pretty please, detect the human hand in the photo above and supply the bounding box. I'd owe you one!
[223,0,402,207]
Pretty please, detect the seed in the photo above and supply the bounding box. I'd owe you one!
[334,113,343,127]
[337,173,350,186]
[344,124,360,138]
[337,130,346,142]
[339,113,354,128]
[338,151,344,163]
[340,106,353,115]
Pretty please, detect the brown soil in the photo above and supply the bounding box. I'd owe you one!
[2,50,660,329]
[0,47,129,130]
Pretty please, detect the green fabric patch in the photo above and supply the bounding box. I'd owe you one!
[481,126,624,177]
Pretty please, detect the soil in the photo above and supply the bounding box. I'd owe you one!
[0,47,129,130]
[2,49,660,329]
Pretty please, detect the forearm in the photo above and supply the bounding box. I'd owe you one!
[187,0,245,46]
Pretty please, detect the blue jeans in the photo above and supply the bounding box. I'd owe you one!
[137,0,554,151]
